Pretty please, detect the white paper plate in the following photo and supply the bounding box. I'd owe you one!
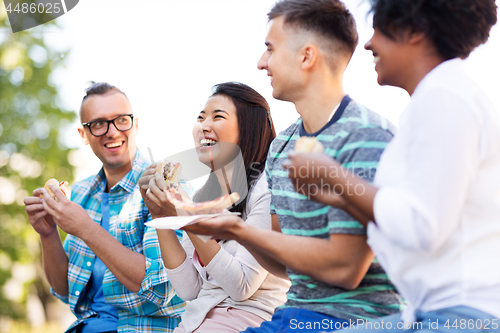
[145,212,240,230]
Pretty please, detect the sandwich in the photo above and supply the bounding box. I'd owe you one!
[294,136,324,153]
[155,161,182,188]
[40,178,69,202]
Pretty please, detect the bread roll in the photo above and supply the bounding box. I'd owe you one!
[40,178,68,202]
[294,136,324,153]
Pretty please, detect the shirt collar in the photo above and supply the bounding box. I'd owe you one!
[414,58,463,96]
[87,150,149,197]
[299,94,352,137]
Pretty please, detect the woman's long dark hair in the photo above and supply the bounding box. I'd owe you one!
[193,82,276,215]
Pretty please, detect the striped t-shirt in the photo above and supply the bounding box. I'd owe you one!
[266,95,404,321]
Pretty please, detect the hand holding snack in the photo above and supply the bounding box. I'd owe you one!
[139,160,181,193]
[139,162,185,218]
[286,136,345,203]
[286,136,329,185]
[24,188,58,238]
[285,149,342,202]
[142,171,182,218]
[40,181,94,237]
[139,163,157,192]
[24,178,68,237]
[141,160,239,217]
[39,178,69,202]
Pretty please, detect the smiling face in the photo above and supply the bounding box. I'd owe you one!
[364,27,413,90]
[192,94,239,168]
[78,92,138,172]
[257,16,303,102]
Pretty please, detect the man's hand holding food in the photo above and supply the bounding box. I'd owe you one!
[39,182,95,238]
[24,188,58,239]
[285,151,348,209]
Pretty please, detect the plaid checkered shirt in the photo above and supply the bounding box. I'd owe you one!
[52,150,187,332]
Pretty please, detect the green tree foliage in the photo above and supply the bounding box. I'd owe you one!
[0,5,75,324]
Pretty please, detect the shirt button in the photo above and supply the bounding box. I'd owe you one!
[75,291,80,296]
[87,261,91,267]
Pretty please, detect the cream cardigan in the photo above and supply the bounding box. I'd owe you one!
[165,175,290,333]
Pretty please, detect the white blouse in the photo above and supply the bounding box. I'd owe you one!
[369,58,500,323]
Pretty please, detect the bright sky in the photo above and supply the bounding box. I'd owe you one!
[35,0,500,181]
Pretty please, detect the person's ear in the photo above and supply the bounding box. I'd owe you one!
[134,117,139,134]
[408,31,426,45]
[301,44,318,70]
[78,127,89,145]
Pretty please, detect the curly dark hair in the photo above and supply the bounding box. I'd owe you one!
[268,0,359,58]
[369,0,497,60]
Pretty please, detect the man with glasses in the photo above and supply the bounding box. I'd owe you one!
[24,82,185,332]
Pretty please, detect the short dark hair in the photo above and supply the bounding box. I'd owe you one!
[194,82,276,215]
[79,82,128,121]
[370,0,497,60]
[268,0,359,57]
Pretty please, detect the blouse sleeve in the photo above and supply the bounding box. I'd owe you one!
[204,176,272,301]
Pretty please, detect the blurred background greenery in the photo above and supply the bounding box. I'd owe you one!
[0,4,76,332]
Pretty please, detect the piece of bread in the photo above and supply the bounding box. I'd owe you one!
[156,161,182,188]
[294,136,324,153]
[40,178,68,202]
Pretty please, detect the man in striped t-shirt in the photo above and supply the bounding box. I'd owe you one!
[184,0,404,332]
[264,94,402,325]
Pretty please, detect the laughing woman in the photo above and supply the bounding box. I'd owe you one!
[139,82,290,333]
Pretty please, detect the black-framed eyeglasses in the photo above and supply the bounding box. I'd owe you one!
[82,114,134,137]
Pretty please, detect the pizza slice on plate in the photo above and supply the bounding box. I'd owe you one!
[166,188,240,215]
